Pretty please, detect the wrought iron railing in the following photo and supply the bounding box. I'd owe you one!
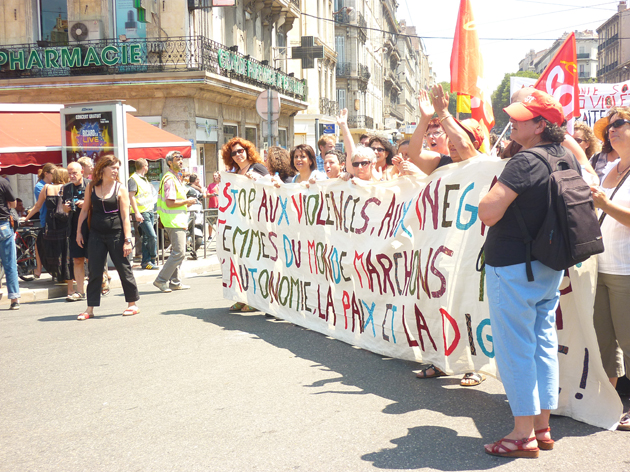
[347,114,373,128]
[357,13,367,43]
[359,64,371,81]
[319,97,338,116]
[0,36,307,101]
[290,0,300,7]
[336,62,351,77]
[365,115,374,129]
[335,11,352,24]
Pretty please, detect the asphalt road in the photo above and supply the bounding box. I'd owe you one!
[1,270,629,472]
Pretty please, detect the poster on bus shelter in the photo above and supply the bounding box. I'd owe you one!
[64,111,114,166]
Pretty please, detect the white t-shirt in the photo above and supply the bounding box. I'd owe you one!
[598,166,630,275]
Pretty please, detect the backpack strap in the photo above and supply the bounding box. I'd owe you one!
[599,169,630,226]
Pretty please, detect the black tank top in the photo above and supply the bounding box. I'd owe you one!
[90,182,122,235]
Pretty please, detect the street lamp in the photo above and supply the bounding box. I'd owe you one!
[333,6,354,15]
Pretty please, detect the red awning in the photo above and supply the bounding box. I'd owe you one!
[0,111,192,175]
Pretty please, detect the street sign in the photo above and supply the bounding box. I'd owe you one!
[256,90,280,121]
[320,123,336,134]
[262,120,279,138]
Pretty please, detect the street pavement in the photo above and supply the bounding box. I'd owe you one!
[1,268,629,472]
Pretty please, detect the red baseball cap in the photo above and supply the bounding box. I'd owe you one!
[456,118,484,150]
[503,90,565,126]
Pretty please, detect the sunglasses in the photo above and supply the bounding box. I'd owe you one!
[573,138,584,144]
[607,119,630,132]
[352,161,371,168]
[231,148,246,157]
[371,147,386,153]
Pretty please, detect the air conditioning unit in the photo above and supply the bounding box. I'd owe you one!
[68,20,103,43]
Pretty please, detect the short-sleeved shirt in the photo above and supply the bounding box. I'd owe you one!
[485,144,572,267]
[0,176,16,220]
[63,178,89,232]
[34,179,46,223]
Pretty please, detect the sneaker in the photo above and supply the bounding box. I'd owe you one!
[170,284,191,291]
[142,262,159,270]
[153,280,172,293]
[9,301,20,310]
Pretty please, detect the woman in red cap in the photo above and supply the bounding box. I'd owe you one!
[479,90,577,458]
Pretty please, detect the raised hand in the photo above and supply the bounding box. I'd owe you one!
[417,89,435,119]
[337,108,349,127]
[431,84,449,115]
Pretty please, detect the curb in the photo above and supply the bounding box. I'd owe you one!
[0,255,221,305]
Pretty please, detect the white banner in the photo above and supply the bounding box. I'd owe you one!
[510,76,630,128]
[218,157,622,430]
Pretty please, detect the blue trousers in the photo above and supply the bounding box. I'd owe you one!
[486,261,563,417]
[138,211,157,266]
[0,221,19,299]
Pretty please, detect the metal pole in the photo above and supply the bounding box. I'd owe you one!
[315,118,320,154]
[491,122,512,156]
[267,88,272,150]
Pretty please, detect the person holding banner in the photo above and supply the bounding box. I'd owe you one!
[289,145,326,185]
[589,108,630,431]
[221,137,269,180]
[479,90,570,458]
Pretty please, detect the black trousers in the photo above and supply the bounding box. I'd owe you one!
[86,231,139,307]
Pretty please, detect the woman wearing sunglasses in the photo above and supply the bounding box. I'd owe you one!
[348,146,378,182]
[572,122,600,161]
[221,137,269,180]
[591,108,621,181]
[589,108,630,432]
[289,145,326,185]
[75,154,140,320]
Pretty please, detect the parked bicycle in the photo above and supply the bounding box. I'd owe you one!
[0,227,39,282]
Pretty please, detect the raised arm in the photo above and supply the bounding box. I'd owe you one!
[407,90,443,175]
[432,84,477,160]
[337,109,357,176]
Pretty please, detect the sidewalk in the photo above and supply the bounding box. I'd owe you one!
[0,242,221,305]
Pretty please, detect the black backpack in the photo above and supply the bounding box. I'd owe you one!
[512,145,604,281]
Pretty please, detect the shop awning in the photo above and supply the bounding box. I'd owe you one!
[0,110,191,175]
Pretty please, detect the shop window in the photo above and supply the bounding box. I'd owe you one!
[39,0,68,44]
[223,124,238,144]
[246,127,257,146]
[279,129,288,149]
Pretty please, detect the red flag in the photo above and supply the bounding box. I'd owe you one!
[534,32,580,133]
[450,0,494,130]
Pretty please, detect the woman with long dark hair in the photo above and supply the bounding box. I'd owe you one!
[75,154,139,320]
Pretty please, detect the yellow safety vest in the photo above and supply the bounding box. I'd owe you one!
[157,172,188,229]
[130,172,155,213]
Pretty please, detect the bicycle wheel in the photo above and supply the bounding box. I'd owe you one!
[17,232,37,281]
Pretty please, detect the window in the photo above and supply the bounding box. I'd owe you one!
[337,89,346,110]
[335,36,345,63]
[223,125,238,144]
[279,129,288,149]
[40,0,68,43]
[246,127,257,145]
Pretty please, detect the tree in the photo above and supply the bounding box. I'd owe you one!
[438,81,471,120]
[491,71,540,132]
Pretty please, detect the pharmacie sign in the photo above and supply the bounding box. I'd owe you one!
[218,48,306,99]
[0,44,143,70]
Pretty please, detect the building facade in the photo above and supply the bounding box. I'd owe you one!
[0,0,308,186]
[597,1,630,83]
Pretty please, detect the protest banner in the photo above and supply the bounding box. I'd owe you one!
[511,76,630,128]
[218,157,623,430]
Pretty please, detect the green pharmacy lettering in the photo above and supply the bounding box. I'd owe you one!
[0,45,144,71]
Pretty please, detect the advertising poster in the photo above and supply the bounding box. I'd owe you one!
[115,0,147,72]
[64,111,114,166]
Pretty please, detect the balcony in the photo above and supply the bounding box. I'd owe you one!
[385,105,404,121]
[359,64,371,81]
[347,114,374,129]
[577,53,591,59]
[598,33,619,51]
[336,62,369,83]
[336,62,351,77]
[597,60,619,76]
[0,36,307,101]
[319,97,338,117]
[357,12,367,43]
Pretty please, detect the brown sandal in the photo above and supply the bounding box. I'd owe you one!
[485,437,539,458]
[415,364,447,379]
[535,427,554,450]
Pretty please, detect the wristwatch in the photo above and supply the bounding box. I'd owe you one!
[124,238,132,243]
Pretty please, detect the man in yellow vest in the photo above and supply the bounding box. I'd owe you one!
[128,158,159,270]
[153,151,197,293]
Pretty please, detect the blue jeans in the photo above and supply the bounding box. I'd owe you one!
[138,211,157,266]
[0,221,19,300]
[486,261,563,417]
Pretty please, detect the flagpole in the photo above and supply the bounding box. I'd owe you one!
[491,122,511,156]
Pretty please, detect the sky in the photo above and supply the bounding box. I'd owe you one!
[403,0,621,92]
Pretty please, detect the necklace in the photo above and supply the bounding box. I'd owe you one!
[617,161,630,176]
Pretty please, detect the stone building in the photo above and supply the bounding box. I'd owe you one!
[0,0,308,186]
[597,1,630,83]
